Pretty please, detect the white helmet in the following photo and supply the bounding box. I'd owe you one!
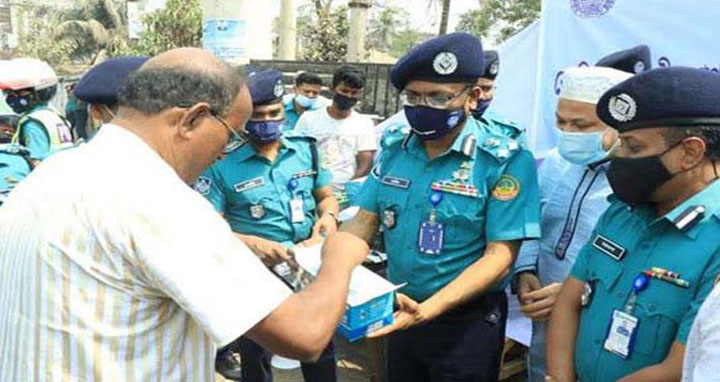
[0,58,58,91]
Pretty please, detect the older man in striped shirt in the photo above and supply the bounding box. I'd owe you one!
[0,48,368,382]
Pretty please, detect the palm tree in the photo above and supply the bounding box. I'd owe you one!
[55,0,128,65]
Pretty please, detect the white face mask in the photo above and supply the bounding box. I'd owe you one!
[295,94,317,109]
[558,128,616,165]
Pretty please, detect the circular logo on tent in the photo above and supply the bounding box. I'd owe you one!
[570,0,616,18]
[433,52,459,75]
[608,93,637,122]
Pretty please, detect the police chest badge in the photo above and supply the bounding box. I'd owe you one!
[433,52,458,75]
[570,0,616,18]
[382,209,397,229]
[194,176,212,195]
[491,175,520,201]
[250,205,266,219]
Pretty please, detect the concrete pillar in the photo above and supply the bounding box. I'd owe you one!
[347,0,371,63]
[201,0,247,65]
[278,0,296,60]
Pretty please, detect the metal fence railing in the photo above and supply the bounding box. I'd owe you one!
[250,60,401,119]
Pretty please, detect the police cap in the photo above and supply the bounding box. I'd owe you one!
[595,45,651,74]
[483,50,500,80]
[74,56,148,105]
[248,69,285,106]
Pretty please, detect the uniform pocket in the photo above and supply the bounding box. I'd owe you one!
[633,283,691,357]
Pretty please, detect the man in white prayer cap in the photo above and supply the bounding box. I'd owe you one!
[513,66,633,382]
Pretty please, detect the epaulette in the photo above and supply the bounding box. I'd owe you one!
[476,129,521,163]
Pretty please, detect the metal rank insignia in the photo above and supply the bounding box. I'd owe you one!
[452,161,472,183]
[484,138,501,148]
[581,280,595,307]
[383,209,397,229]
[431,181,479,198]
[250,204,266,219]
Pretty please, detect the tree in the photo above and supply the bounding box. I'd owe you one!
[438,0,452,35]
[367,6,409,53]
[298,4,349,62]
[13,7,76,72]
[455,0,540,43]
[55,0,129,64]
[122,0,202,57]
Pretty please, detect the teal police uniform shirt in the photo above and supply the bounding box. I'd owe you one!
[570,180,720,382]
[0,144,31,194]
[196,136,332,246]
[283,96,324,131]
[358,117,541,301]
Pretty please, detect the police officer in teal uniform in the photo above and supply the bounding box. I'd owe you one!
[74,56,149,140]
[331,33,541,382]
[195,69,340,382]
[547,67,720,382]
[596,44,652,74]
[472,50,527,145]
[0,115,31,205]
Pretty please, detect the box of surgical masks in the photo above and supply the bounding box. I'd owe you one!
[293,245,402,341]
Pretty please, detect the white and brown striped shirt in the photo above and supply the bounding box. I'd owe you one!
[0,125,291,382]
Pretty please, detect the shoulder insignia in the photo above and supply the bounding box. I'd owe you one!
[672,205,706,232]
[401,131,413,149]
[492,174,521,201]
[461,134,477,158]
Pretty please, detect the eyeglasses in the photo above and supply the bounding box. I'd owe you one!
[400,86,472,109]
[209,111,245,154]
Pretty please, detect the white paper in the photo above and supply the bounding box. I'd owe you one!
[293,245,402,306]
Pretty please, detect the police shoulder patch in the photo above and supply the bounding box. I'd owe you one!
[492,174,520,201]
[194,176,212,195]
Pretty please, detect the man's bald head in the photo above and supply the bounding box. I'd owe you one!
[118,48,244,117]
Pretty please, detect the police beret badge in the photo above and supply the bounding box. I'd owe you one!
[634,61,646,74]
[274,79,285,98]
[433,52,459,76]
[489,61,499,76]
[608,93,638,122]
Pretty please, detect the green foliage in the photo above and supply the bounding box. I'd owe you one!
[299,5,349,62]
[14,9,75,70]
[122,0,202,57]
[366,3,431,59]
[455,0,540,43]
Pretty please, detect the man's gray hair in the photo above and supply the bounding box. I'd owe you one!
[118,64,243,117]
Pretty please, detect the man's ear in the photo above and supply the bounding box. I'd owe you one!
[176,103,213,137]
[680,136,707,170]
[466,86,481,111]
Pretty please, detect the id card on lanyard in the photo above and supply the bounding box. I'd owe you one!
[288,178,305,223]
[604,273,649,359]
[418,191,444,255]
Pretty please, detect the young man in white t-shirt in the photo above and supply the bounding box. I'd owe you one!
[295,65,376,193]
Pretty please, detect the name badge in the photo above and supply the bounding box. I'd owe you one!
[290,198,305,223]
[592,235,626,261]
[604,309,639,359]
[382,176,411,189]
[234,177,265,193]
[418,221,444,255]
[292,170,318,179]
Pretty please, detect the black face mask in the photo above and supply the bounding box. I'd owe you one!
[607,145,677,206]
[333,93,359,111]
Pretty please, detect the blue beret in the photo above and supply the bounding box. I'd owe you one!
[597,67,720,132]
[248,69,285,106]
[390,32,484,90]
[595,45,651,74]
[483,50,499,80]
[74,56,148,104]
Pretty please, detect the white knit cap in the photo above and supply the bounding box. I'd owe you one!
[559,66,633,104]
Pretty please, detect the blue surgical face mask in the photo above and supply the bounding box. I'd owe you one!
[404,105,466,141]
[245,119,284,143]
[472,99,492,119]
[295,94,317,109]
[558,129,615,165]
